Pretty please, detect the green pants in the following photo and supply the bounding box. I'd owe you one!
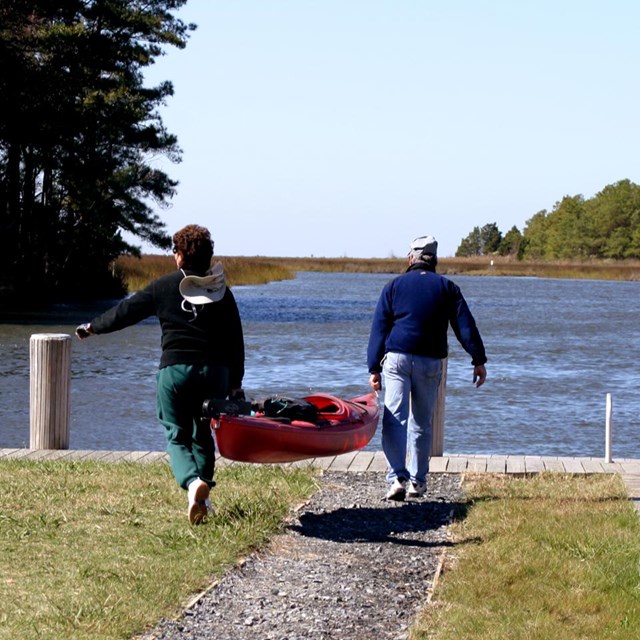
[156,364,229,490]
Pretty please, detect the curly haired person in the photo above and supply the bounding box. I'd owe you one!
[76,224,245,524]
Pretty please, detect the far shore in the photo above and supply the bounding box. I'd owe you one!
[231,255,640,280]
[117,254,640,291]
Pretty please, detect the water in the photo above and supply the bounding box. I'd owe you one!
[1,272,639,458]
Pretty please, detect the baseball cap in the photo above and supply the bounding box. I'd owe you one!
[409,235,438,256]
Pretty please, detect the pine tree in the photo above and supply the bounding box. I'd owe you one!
[455,226,482,256]
[0,1,193,303]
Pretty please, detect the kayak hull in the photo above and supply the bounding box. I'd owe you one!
[211,392,379,463]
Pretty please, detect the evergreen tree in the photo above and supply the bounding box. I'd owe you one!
[455,226,482,256]
[544,195,589,259]
[522,210,550,259]
[479,222,502,255]
[455,179,640,262]
[588,179,640,259]
[0,1,194,303]
[456,223,502,256]
[498,225,523,258]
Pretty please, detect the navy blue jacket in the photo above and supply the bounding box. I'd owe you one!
[367,265,487,373]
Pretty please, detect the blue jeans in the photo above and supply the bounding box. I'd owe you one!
[381,352,443,485]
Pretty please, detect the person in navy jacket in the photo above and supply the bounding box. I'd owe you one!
[367,235,487,501]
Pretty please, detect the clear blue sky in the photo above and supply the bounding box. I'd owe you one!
[138,0,640,258]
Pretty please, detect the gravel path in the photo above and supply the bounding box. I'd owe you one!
[137,471,464,640]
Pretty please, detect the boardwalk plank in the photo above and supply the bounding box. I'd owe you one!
[328,452,358,471]
[137,452,169,463]
[62,449,102,460]
[524,457,545,473]
[348,452,375,472]
[623,475,640,499]
[486,457,507,473]
[429,457,448,473]
[617,460,640,474]
[99,452,129,463]
[602,462,625,474]
[560,458,586,474]
[506,456,526,474]
[447,457,469,473]
[120,451,154,463]
[0,448,22,459]
[4,449,36,460]
[541,458,566,472]
[310,456,337,470]
[466,457,489,472]
[25,449,73,461]
[368,454,388,473]
[580,458,606,473]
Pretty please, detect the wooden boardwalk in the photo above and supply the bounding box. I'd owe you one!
[4,447,640,511]
[3,447,640,475]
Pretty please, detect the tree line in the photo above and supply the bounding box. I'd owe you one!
[2,3,637,307]
[456,179,640,260]
[0,1,192,305]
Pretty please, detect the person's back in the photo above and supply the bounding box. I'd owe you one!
[367,234,487,502]
[371,267,453,363]
[91,268,244,375]
[76,224,245,525]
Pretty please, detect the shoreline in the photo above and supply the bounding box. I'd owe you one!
[3,447,640,475]
[127,255,640,290]
[222,255,640,281]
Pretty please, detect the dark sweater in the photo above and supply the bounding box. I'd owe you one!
[90,269,245,388]
[367,265,487,373]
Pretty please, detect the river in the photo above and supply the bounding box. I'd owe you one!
[1,271,639,458]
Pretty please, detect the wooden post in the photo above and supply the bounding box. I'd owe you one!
[431,358,447,456]
[605,393,613,463]
[30,333,71,449]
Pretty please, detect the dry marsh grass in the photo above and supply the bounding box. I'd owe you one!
[414,473,640,640]
[437,256,640,281]
[114,254,640,293]
[230,255,640,281]
[0,460,317,640]
[114,254,295,292]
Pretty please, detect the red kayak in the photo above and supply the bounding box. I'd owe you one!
[211,392,379,463]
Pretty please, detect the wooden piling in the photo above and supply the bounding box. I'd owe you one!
[431,358,448,456]
[30,334,71,449]
[605,393,613,463]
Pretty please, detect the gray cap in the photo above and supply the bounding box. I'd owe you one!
[409,235,438,256]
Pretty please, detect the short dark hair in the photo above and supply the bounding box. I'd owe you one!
[173,225,213,272]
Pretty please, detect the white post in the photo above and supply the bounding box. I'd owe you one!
[431,358,447,457]
[30,333,72,449]
[605,393,613,463]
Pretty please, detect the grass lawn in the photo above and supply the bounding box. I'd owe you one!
[414,473,640,640]
[4,462,640,640]
[0,459,317,640]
